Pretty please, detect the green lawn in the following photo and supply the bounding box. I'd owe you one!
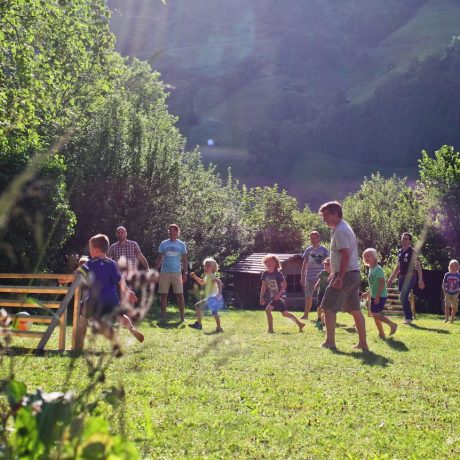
[3,309,460,459]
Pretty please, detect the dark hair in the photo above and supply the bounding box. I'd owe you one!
[402,232,413,241]
[318,201,343,218]
[89,234,110,253]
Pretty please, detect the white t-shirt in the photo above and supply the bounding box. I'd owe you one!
[330,219,360,273]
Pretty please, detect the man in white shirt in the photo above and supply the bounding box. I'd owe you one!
[319,201,368,351]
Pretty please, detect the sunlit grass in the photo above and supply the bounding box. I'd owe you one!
[3,309,460,459]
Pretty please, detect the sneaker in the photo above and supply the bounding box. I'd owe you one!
[403,319,413,325]
[188,322,202,330]
[443,318,449,323]
[215,327,224,333]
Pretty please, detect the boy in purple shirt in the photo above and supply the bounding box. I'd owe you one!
[442,259,460,323]
[76,234,144,349]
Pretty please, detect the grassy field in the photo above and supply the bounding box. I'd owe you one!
[3,308,460,459]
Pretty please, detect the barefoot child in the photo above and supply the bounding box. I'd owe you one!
[76,234,144,349]
[361,248,397,339]
[442,259,460,323]
[260,254,305,333]
[313,257,332,330]
[189,258,224,333]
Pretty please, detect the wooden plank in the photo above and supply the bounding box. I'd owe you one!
[59,307,67,351]
[0,274,75,280]
[0,286,68,294]
[36,275,83,352]
[0,329,45,338]
[5,314,52,323]
[71,286,81,350]
[0,300,61,309]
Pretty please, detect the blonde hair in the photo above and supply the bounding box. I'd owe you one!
[89,234,110,253]
[449,259,459,270]
[362,248,378,266]
[203,257,218,272]
[262,254,280,270]
[323,257,330,264]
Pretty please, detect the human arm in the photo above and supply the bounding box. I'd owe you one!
[213,278,223,297]
[136,248,149,270]
[259,281,267,305]
[154,254,164,271]
[300,257,308,287]
[190,272,205,285]
[181,253,189,283]
[387,263,399,286]
[374,277,385,303]
[332,248,350,289]
[414,253,425,289]
[118,279,137,304]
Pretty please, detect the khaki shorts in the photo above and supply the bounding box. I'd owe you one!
[321,271,361,314]
[304,279,317,298]
[158,272,183,294]
[445,293,459,311]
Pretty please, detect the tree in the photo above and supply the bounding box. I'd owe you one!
[418,145,460,262]
[342,173,427,266]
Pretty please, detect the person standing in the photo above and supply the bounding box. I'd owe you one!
[107,226,149,272]
[387,232,425,324]
[318,201,368,351]
[441,259,460,323]
[300,231,329,320]
[154,224,188,322]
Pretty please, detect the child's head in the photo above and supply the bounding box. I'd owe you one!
[262,254,280,271]
[362,248,378,267]
[323,257,331,273]
[89,234,110,258]
[449,259,459,273]
[203,257,218,273]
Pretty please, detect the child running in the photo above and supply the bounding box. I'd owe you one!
[313,257,332,330]
[442,259,460,323]
[76,234,144,350]
[260,254,305,334]
[361,248,397,339]
[189,258,224,333]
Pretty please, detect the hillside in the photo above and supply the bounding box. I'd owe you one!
[108,0,460,206]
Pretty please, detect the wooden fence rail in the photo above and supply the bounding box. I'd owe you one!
[0,273,82,351]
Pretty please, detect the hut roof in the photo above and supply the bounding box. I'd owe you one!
[224,253,303,274]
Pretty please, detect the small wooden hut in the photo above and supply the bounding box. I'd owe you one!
[224,253,304,309]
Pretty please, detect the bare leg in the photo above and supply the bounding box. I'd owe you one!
[351,310,369,350]
[265,306,274,333]
[322,309,336,348]
[196,306,203,324]
[373,312,397,336]
[317,306,323,322]
[444,305,449,322]
[120,314,144,343]
[373,317,385,338]
[176,294,185,322]
[451,308,456,323]
[160,294,168,320]
[214,314,222,330]
[301,296,313,320]
[282,310,305,331]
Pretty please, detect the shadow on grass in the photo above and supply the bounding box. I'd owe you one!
[385,337,409,352]
[151,320,186,329]
[409,323,450,334]
[1,347,106,358]
[330,348,393,367]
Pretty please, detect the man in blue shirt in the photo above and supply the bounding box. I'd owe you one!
[154,224,188,322]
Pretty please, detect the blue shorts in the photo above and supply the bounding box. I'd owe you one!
[371,297,387,314]
[196,297,223,316]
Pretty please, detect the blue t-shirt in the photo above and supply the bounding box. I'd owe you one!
[302,245,329,281]
[443,272,460,295]
[158,239,187,273]
[80,258,121,308]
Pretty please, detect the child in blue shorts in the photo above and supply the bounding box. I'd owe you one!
[189,258,224,333]
[361,248,397,339]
